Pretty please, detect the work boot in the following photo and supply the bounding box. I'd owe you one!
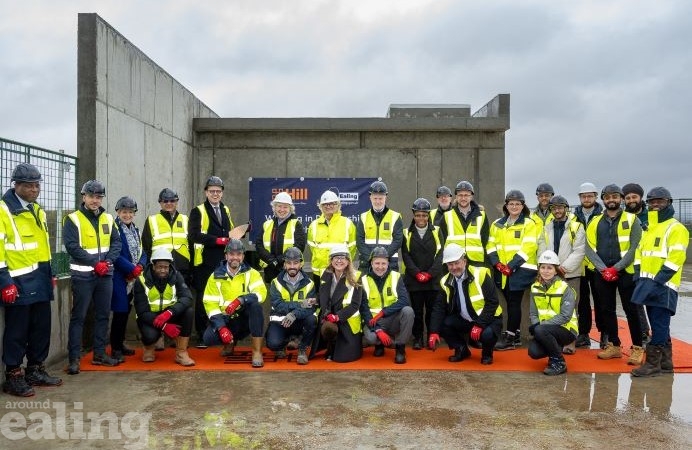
[599,333,609,350]
[297,349,309,365]
[66,358,81,375]
[394,344,406,364]
[195,336,208,349]
[2,368,35,397]
[251,337,264,368]
[632,345,663,377]
[274,348,287,359]
[121,344,136,356]
[481,354,493,365]
[220,343,235,357]
[661,341,674,373]
[627,345,645,366]
[92,352,120,366]
[448,345,471,362]
[175,337,196,366]
[575,334,591,348]
[495,331,520,351]
[111,350,125,364]
[142,345,156,363]
[543,356,567,376]
[154,336,165,351]
[412,337,423,350]
[373,344,385,357]
[25,364,63,387]
[597,343,622,360]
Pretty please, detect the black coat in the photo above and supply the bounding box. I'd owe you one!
[401,222,444,292]
[133,264,193,326]
[188,200,233,272]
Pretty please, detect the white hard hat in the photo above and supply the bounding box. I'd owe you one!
[329,244,350,259]
[538,250,561,266]
[579,182,598,194]
[151,248,174,262]
[319,190,340,205]
[442,244,466,264]
[271,192,293,206]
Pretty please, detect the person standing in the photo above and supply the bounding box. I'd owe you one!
[631,187,688,377]
[573,182,604,348]
[537,195,585,354]
[427,244,502,365]
[401,198,443,350]
[265,247,316,365]
[0,163,62,396]
[133,249,195,366]
[64,180,122,374]
[487,190,539,351]
[202,239,266,368]
[356,181,403,271]
[361,247,414,364]
[430,186,453,228]
[531,183,555,227]
[110,196,147,362]
[306,190,356,290]
[528,250,578,376]
[585,184,644,365]
[439,181,489,267]
[188,176,234,347]
[256,192,306,283]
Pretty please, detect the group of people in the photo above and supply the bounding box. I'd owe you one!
[0,164,687,397]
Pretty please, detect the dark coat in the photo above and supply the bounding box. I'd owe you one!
[111,218,147,313]
[256,214,306,282]
[133,264,193,326]
[188,200,233,272]
[316,271,364,362]
[401,222,444,292]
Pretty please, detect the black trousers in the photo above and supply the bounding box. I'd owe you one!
[2,301,51,369]
[137,307,194,346]
[592,272,642,347]
[528,324,575,359]
[440,314,502,357]
[409,290,436,340]
[578,269,604,335]
[109,293,133,351]
[502,288,526,333]
[192,265,214,338]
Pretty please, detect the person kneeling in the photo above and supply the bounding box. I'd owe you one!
[133,249,195,366]
[528,250,578,376]
[427,244,502,365]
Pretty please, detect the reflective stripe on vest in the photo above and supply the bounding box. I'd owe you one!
[260,218,298,268]
[439,266,502,317]
[149,213,190,261]
[271,277,315,302]
[530,279,578,333]
[67,210,114,272]
[586,212,636,274]
[637,218,689,291]
[0,202,49,278]
[360,210,400,245]
[341,284,361,334]
[307,213,354,276]
[443,209,486,262]
[140,276,177,313]
[362,271,400,314]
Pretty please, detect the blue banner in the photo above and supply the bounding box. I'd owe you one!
[248,177,378,244]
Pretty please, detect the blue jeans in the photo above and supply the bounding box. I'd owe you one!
[646,305,671,346]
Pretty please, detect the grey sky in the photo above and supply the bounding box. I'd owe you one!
[2,0,690,203]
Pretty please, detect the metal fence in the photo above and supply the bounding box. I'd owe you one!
[675,199,692,227]
[1,137,77,275]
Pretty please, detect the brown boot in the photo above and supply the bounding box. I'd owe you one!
[661,343,674,373]
[631,345,663,377]
[597,342,622,360]
[175,337,196,367]
[251,337,264,368]
[627,345,645,366]
[142,345,156,363]
[154,336,165,351]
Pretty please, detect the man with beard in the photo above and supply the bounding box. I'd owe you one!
[265,247,316,365]
[573,182,605,349]
[430,186,453,227]
[622,182,651,344]
[202,239,267,367]
[440,181,489,266]
[531,183,555,227]
[585,184,644,365]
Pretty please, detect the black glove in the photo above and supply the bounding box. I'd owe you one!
[528,323,538,336]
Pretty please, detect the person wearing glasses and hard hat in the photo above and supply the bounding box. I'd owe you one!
[356,180,403,271]
[439,180,489,267]
[429,186,453,228]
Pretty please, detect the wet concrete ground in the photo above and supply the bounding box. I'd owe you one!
[2,266,692,449]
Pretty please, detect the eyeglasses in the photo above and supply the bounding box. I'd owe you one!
[331,255,348,261]
[322,202,337,207]
[161,199,177,204]
[207,190,223,195]
[507,202,523,207]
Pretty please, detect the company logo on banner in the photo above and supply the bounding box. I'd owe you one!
[248,177,378,244]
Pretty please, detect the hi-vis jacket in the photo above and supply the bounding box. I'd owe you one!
[133,264,193,325]
[203,261,266,318]
[307,211,356,276]
[487,214,539,290]
[268,270,316,321]
[529,277,578,334]
[356,207,403,263]
[146,212,190,263]
[63,204,122,278]
[360,269,410,330]
[441,203,488,264]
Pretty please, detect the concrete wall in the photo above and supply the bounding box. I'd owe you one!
[77,13,218,217]
[193,94,509,228]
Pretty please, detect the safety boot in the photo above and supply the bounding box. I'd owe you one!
[3,368,35,397]
[543,356,567,376]
[251,337,264,368]
[661,341,674,373]
[66,358,80,375]
[142,345,156,363]
[154,336,165,351]
[25,364,63,387]
[373,344,385,357]
[627,345,645,366]
[448,345,471,362]
[175,337,196,366]
[394,344,406,364]
[575,334,591,348]
[597,342,622,360]
[495,331,520,351]
[297,348,309,365]
[220,343,235,357]
[92,352,120,366]
[111,350,125,364]
[632,345,663,377]
[412,337,423,350]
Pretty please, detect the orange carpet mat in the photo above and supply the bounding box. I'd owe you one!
[81,320,692,373]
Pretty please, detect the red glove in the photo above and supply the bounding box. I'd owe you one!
[420,272,432,283]
[225,299,242,315]
[129,264,143,279]
[216,237,230,246]
[162,323,181,339]
[375,329,392,347]
[94,261,110,276]
[325,313,339,323]
[153,310,173,328]
[369,310,384,327]
[495,263,512,276]
[1,284,18,304]
[428,333,440,351]
[602,267,619,282]
[470,325,483,342]
[415,272,426,283]
[218,327,233,344]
